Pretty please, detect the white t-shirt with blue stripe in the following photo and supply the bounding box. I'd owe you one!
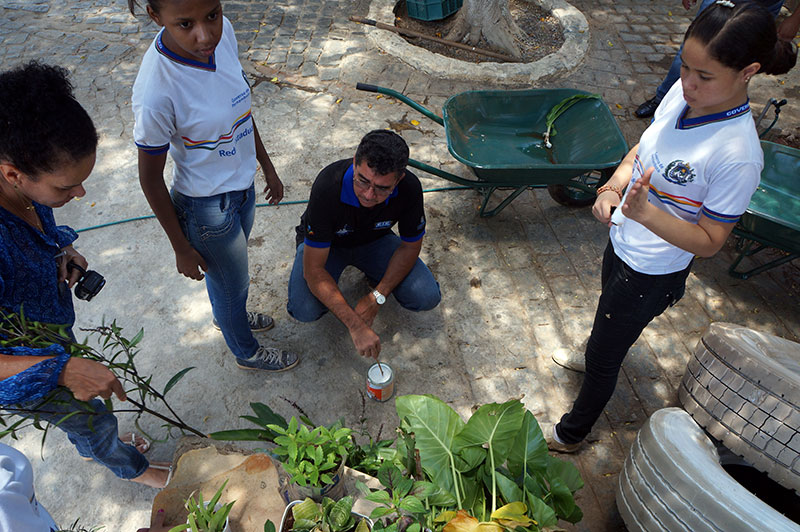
[132,16,257,197]
[610,82,762,274]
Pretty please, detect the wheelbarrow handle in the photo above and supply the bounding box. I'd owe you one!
[356,82,444,126]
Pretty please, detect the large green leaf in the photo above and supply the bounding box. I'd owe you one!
[526,494,557,529]
[547,476,576,519]
[395,395,464,502]
[452,401,524,468]
[523,474,546,500]
[546,456,583,492]
[493,470,523,505]
[506,411,547,479]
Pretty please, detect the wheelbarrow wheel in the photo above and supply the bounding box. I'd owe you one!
[547,168,614,207]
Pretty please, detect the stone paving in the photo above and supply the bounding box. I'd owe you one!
[2,0,800,530]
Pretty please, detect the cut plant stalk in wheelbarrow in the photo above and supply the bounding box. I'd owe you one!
[356,83,628,216]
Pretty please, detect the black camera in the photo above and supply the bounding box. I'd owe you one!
[67,262,106,301]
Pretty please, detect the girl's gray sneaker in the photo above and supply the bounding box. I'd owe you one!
[236,345,299,372]
[213,311,275,332]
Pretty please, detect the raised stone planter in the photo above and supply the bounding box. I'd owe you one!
[365,0,589,83]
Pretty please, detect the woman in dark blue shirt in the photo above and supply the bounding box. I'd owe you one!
[0,62,170,488]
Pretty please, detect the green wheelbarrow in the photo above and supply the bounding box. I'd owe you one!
[729,140,800,279]
[356,83,628,217]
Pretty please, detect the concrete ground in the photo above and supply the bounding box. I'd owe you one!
[3,0,800,530]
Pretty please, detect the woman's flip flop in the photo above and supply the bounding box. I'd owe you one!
[80,431,150,461]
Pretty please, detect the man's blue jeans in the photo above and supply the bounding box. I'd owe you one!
[15,390,148,479]
[171,184,259,360]
[655,0,784,101]
[287,234,441,321]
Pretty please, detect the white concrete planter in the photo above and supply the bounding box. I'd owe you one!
[365,0,589,83]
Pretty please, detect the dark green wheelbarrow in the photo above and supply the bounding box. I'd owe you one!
[729,140,800,279]
[356,83,628,217]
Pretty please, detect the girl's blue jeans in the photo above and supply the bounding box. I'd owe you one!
[287,234,441,321]
[556,240,691,444]
[15,390,148,479]
[171,184,259,360]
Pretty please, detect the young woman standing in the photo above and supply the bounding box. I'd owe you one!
[130,0,299,372]
[548,1,797,452]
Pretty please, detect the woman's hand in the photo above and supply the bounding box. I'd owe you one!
[621,167,655,223]
[58,357,126,402]
[263,169,284,205]
[175,245,207,281]
[58,245,88,288]
[592,191,621,226]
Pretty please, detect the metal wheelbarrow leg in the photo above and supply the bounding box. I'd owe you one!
[728,235,800,280]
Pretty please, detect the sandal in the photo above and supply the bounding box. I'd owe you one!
[128,461,173,489]
[149,462,174,488]
[80,432,150,461]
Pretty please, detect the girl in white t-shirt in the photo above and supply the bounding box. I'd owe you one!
[130,0,299,372]
[548,1,796,452]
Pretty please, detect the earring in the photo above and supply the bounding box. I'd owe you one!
[744,77,751,83]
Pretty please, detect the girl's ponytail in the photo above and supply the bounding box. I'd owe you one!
[760,40,797,76]
[687,3,797,76]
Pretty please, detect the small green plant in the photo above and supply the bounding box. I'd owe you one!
[169,479,235,532]
[210,396,401,478]
[269,416,352,487]
[357,463,438,532]
[288,496,370,532]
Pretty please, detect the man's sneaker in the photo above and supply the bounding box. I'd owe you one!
[235,345,299,372]
[544,423,582,453]
[213,311,275,332]
[552,348,586,373]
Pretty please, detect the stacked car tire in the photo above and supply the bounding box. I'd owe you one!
[616,323,800,532]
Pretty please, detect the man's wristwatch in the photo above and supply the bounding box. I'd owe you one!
[372,289,386,305]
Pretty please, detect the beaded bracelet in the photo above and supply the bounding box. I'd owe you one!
[596,184,623,200]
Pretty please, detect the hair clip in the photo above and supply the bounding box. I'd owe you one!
[716,0,735,7]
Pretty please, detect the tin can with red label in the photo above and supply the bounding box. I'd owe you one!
[366,362,394,402]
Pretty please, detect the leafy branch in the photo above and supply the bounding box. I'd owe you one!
[0,311,205,443]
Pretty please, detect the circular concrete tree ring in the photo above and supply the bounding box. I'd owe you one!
[365,0,589,83]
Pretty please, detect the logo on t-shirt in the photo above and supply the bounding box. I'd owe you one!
[336,224,353,236]
[374,220,393,229]
[663,160,696,185]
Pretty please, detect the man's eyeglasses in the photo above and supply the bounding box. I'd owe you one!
[354,175,396,197]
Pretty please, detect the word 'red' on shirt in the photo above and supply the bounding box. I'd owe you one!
[296,159,426,249]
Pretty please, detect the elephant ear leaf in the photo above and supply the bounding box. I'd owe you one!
[526,494,558,529]
[396,395,464,499]
[507,411,547,479]
[546,456,583,492]
[452,400,525,467]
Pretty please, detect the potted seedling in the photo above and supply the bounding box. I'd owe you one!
[269,416,352,501]
[169,479,235,532]
[278,496,371,532]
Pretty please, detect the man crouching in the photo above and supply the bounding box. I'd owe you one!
[287,130,441,359]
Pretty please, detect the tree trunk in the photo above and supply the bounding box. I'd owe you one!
[445,0,525,59]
